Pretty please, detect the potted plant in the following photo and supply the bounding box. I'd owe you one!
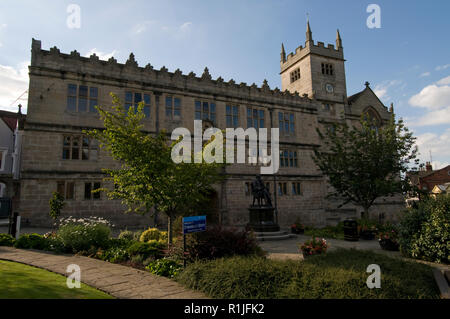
[299,237,328,257]
[290,219,305,234]
[358,219,378,240]
[378,228,399,251]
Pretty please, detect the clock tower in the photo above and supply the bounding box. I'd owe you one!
[280,22,347,109]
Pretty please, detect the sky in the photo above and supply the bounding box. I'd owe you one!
[0,0,449,169]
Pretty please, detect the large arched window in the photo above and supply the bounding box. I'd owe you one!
[362,107,381,132]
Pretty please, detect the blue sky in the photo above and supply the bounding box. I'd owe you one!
[0,0,449,168]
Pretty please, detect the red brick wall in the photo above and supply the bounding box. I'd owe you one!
[421,165,450,191]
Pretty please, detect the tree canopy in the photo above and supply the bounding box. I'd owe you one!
[86,94,224,244]
[313,114,418,215]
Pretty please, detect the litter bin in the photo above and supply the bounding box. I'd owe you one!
[343,219,359,241]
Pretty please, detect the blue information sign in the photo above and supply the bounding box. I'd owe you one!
[182,215,206,235]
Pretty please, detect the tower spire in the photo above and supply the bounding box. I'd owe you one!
[306,20,313,45]
[281,43,286,63]
[336,29,342,49]
[306,20,312,41]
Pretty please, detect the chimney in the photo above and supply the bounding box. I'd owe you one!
[425,162,433,171]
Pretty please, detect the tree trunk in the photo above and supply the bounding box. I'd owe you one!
[363,206,369,219]
[167,212,174,248]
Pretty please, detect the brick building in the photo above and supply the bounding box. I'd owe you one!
[17,23,404,228]
[410,163,450,193]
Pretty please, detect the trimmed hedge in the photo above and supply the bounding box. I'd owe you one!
[177,249,439,299]
[0,233,15,246]
[182,225,264,261]
[14,234,48,250]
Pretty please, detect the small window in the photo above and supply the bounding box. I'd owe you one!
[166,96,182,118]
[226,105,239,128]
[195,101,216,124]
[125,91,151,118]
[0,149,6,171]
[278,182,287,196]
[292,182,301,196]
[290,68,300,83]
[67,84,99,113]
[56,181,75,200]
[321,63,334,76]
[278,112,295,135]
[63,135,99,161]
[245,182,251,196]
[247,107,264,129]
[85,182,101,200]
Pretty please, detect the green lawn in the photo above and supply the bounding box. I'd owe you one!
[0,260,114,299]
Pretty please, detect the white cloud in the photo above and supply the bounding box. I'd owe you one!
[408,76,450,126]
[0,62,29,113]
[435,64,450,71]
[373,80,402,101]
[436,75,450,86]
[410,106,450,126]
[131,20,193,38]
[179,22,192,32]
[409,84,450,110]
[131,20,156,35]
[415,128,450,169]
[84,48,118,61]
[420,72,430,77]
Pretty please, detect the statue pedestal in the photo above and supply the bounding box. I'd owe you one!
[247,206,280,232]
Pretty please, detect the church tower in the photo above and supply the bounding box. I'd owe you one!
[280,23,347,107]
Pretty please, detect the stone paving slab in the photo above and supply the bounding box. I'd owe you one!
[0,246,208,299]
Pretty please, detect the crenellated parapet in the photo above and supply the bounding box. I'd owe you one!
[30,39,317,110]
[281,40,344,74]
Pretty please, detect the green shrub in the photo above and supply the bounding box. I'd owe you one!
[118,230,135,241]
[57,217,111,253]
[97,247,130,263]
[178,225,263,262]
[399,195,450,263]
[108,238,133,249]
[43,232,66,253]
[146,258,182,278]
[0,233,15,246]
[14,233,48,250]
[127,241,165,260]
[139,228,167,242]
[177,249,439,299]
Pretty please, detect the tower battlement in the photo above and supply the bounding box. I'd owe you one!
[281,39,344,74]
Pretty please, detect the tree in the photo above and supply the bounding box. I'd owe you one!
[313,113,418,217]
[49,191,65,228]
[86,94,224,246]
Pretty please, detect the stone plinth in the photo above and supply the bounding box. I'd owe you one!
[247,206,280,232]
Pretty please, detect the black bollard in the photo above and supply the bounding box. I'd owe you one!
[10,212,19,238]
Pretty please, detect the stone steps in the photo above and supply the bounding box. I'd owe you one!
[254,230,297,241]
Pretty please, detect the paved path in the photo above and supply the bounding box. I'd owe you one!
[0,247,208,299]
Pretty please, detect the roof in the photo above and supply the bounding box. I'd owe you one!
[0,109,25,131]
[347,90,364,104]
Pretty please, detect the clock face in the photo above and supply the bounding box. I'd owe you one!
[326,83,334,93]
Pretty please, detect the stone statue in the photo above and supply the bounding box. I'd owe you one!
[251,175,273,207]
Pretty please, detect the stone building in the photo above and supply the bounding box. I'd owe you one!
[19,23,404,228]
